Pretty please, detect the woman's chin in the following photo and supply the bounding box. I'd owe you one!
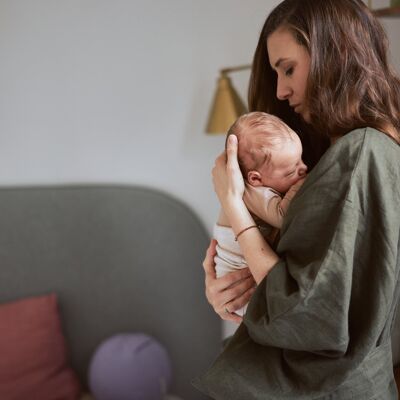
[300,110,311,123]
[293,107,311,123]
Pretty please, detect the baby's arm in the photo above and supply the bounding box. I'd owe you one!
[276,178,305,216]
[243,178,306,228]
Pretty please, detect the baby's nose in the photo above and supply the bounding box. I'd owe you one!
[299,163,308,176]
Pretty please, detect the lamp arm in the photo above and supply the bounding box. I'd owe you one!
[220,64,252,75]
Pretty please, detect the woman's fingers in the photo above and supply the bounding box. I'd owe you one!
[219,310,243,324]
[217,281,257,324]
[226,134,239,170]
[209,268,253,295]
[214,151,226,166]
[215,135,244,201]
[205,267,254,311]
[202,239,217,279]
[217,275,256,309]
[211,152,227,189]
[202,239,256,324]
[224,284,256,314]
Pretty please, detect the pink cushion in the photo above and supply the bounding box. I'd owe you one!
[0,293,81,400]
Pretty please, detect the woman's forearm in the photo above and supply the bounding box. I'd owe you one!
[226,200,280,284]
[216,208,231,227]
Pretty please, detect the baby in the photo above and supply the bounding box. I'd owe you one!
[214,112,307,316]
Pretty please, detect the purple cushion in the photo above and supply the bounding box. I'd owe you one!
[89,333,172,400]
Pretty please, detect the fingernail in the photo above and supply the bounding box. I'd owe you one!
[229,135,237,144]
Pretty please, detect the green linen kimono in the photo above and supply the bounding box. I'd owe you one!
[193,127,400,399]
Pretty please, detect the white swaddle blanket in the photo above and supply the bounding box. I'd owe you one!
[213,224,249,317]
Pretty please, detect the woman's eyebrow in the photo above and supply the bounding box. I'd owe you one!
[275,57,290,68]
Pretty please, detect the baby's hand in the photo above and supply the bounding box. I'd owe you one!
[291,177,306,190]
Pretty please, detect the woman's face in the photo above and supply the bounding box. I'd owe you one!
[267,28,311,122]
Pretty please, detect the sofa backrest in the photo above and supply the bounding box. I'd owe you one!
[0,185,220,400]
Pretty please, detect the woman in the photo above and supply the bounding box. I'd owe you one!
[193,0,400,398]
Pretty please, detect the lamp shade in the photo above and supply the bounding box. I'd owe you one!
[206,74,248,134]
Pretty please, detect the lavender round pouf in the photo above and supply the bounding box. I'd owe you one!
[88,333,172,400]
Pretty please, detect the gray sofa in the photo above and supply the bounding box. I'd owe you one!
[1,184,399,399]
[0,185,221,400]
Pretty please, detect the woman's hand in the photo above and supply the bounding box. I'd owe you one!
[203,239,256,324]
[212,135,245,215]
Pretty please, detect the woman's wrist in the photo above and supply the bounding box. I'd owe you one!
[223,196,247,222]
[217,208,231,227]
[225,200,256,238]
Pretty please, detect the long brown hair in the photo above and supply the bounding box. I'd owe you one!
[249,0,400,167]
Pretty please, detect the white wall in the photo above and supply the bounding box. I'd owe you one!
[0,1,398,231]
[0,0,282,234]
[382,19,400,67]
[0,1,399,338]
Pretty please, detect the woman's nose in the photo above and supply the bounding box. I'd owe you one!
[276,77,292,101]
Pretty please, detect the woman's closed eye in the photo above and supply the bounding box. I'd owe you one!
[285,67,294,76]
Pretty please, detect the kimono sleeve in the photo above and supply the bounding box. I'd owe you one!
[193,128,400,399]
[244,128,400,357]
[244,196,353,355]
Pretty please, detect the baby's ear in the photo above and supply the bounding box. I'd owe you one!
[247,170,263,187]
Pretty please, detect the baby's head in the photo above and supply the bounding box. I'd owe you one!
[227,112,307,193]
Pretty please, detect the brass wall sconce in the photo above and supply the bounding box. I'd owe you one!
[206,64,251,134]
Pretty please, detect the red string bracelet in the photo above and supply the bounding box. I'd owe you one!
[234,225,259,241]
